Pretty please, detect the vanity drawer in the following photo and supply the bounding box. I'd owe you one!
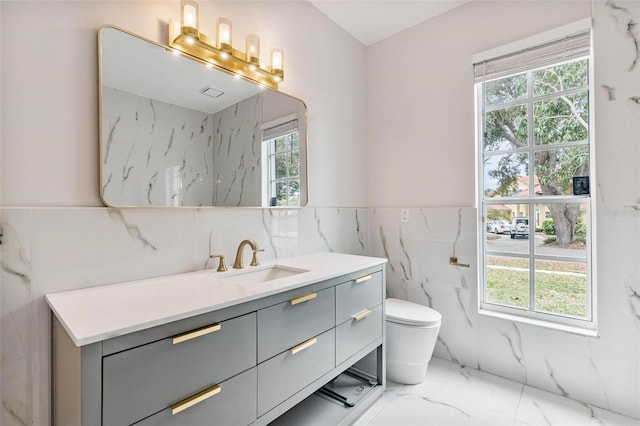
[102,312,256,426]
[335,304,383,366]
[135,367,257,426]
[335,271,383,325]
[257,328,335,416]
[257,287,334,362]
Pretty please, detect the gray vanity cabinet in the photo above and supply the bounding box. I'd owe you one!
[51,264,386,426]
[257,287,335,362]
[336,305,383,366]
[335,271,383,324]
[257,328,335,416]
[335,272,384,366]
[135,368,257,426]
[102,313,256,426]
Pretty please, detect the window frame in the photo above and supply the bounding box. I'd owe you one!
[261,114,300,207]
[474,20,597,333]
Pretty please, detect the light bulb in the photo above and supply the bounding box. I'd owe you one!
[271,48,284,80]
[180,1,199,32]
[217,18,233,52]
[246,34,260,65]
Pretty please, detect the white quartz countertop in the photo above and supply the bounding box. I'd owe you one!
[46,252,387,347]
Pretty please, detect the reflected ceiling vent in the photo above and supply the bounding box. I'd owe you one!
[199,86,224,98]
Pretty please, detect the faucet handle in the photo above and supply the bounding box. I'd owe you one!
[209,254,228,272]
[250,248,265,266]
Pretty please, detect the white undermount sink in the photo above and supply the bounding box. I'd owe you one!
[222,265,309,285]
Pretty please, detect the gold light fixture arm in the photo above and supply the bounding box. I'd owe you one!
[168,19,283,90]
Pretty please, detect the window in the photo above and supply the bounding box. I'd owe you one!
[475,23,594,330]
[262,116,300,207]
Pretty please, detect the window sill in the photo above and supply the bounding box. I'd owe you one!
[478,308,598,337]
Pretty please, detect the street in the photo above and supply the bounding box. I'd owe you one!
[486,233,586,259]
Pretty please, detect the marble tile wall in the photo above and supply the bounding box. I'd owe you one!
[0,207,368,426]
[364,1,640,420]
[368,207,479,369]
[368,205,640,419]
[210,94,262,207]
[102,87,215,206]
[101,88,262,207]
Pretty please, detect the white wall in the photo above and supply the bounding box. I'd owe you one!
[0,0,368,208]
[366,0,640,419]
[366,0,592,208]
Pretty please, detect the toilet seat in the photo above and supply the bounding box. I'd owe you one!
[386,298,441,327]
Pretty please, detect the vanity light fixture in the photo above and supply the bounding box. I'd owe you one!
[169,0,284,89]
[216,17,232,52]
[246,34,260,70]
[180,0,199,35]
[271,48,284,82]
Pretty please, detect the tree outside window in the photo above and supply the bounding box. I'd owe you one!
[480,56,592,324]
[266,130,300,207]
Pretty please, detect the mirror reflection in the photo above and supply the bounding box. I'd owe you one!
[99,26,307,207]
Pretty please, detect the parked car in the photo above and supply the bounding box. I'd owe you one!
[487,220,511,234]
[510,217,529,239]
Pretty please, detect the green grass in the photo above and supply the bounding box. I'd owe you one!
[486,256,587,318]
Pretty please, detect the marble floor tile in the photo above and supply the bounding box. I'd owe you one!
[417,358,524,419]
[356,357,640,426]
[515,385,640,426]
[359,387,514,426]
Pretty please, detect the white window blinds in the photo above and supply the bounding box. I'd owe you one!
[474,29,590,82]
[263,118,298,140]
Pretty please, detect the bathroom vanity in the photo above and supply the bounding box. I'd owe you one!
[47,252,386,426]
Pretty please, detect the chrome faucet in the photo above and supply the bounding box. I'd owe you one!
[233,239,264,269]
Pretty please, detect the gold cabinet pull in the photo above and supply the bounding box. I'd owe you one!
[355,274,372,283]
[171,384,221,415]
[172,323,221,345]
[290,337,317,355]
[290,292,317,306]
[352,309,372,321]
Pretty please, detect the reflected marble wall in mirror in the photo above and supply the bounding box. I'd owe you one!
[99,26,307,207]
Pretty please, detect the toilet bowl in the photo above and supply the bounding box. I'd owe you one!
[385,298,441,385]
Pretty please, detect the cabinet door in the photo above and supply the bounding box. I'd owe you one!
[103,312,256,426]
[257,287,334,362]
[257,329,335,416]
[135,368,257,426]
[335,304,383,366]
[335,272,383,325]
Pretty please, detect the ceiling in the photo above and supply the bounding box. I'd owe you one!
[102,27,261,114]
[308,0,472,46]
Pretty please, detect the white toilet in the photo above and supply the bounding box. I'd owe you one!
[385,298,442,384]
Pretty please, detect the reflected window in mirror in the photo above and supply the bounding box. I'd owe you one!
[262,115,300,207]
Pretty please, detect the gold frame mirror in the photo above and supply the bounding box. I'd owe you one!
[98,26,308,207]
